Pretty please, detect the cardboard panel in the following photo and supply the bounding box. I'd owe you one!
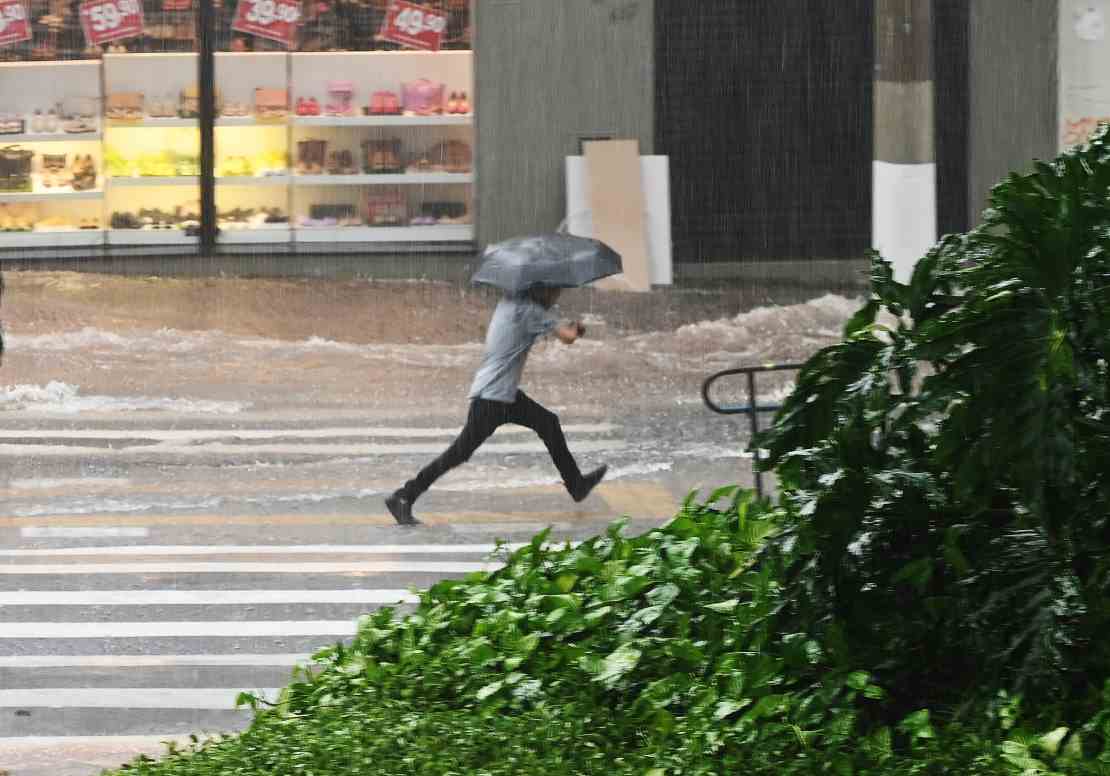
[583,139,652,292]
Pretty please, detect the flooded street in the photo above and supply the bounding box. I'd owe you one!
[0,271,856,774]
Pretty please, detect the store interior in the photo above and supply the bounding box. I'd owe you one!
[0,0,473,250]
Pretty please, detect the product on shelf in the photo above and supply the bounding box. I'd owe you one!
[219,207,289,229]
[179,87,222,119]
[254,89,288,120]
[365,91,402,116]
[0,146,33,191]
[40,153,66,187]
[296,139,328,174]
[0,203,34,231]
[301,203,361,228]
[445,91,471,115]
[325,81,355,116]
[365,191,406,226]
[407,139,472,174]
[62,97,99,134]
[402,79,446,116]
[409,201,469,226]
[30,110,59,133]
[361,138,403,174]
[326,149,357,175]
[148,96,178,119]
[221,100,251,118]
[218,155,253,177]
[71,156,97,190]
[106,93,144,121]
[0,115,24,135]
[111,206,201,232]
[295,97,321,116]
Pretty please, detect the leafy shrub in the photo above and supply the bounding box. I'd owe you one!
[757,125,1110,721]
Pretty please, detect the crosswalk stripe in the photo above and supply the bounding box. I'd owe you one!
[0,423,619,441]
[0,654,311,668]
[0,589,420,605]
[19,526,150,539]
[0,560,500,575]
[0,511,612,528]
[0,439,625,458]
[0,621,357,639]
[0,688,281,709]
[0,543,531,558]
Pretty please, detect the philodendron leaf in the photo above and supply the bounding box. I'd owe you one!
[705,599,740,614]
[595,643,643,687]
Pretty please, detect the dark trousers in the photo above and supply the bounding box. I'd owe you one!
[402,391,583,501]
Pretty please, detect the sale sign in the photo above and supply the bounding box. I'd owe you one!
[232,0,301,47]
[79,0,144,45]
[0,0,30,48]
[380,0,447,52]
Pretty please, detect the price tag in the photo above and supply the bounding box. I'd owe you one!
[0,0,30,48]
[79,0,144,45]
[380,0,447,52]
[232,0,301,47]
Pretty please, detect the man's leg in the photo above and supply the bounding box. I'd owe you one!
[401,399,504,503]
[508,391,606,501]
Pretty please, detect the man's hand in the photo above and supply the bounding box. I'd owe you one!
[554,321,584,344]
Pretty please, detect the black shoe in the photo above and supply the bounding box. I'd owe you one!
[571,465,608,503]
[385,490,420,526]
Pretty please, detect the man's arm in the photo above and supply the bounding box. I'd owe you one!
[553,321,586,345]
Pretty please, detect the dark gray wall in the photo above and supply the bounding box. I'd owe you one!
[968,0,1057,226]
[473,0,654,247]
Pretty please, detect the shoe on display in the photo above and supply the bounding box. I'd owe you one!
[31,110,43,133]
[457,91,470,114]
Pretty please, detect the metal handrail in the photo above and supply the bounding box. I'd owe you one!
[701,362,804,498]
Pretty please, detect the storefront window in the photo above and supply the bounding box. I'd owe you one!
[0,0,472,252]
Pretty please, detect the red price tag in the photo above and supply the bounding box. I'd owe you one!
[79,0,144,45]
[232,0,301,47]
[380,0,446,52]
[0,0,31,48]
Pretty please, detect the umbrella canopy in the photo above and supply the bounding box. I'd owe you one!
[471,233,622,294]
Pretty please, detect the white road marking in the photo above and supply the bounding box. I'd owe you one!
[0,688,281,709]
[0,543,528,558]
[0,620,358,639]
[0,423,619,441]
[0,439,624,457]
[19,526,150,539]
[0,560,499,575]
[0,589,420,605]
[0,654,312,668]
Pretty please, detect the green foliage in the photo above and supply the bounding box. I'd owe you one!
[105,129,1110,774]
[756,126,1110,717]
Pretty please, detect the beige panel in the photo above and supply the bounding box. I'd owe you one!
[874,81,935,164]
[475,0,655,246]
[584,139,651,293]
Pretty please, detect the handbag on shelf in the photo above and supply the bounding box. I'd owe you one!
[254,88,288,119]
[401,79,445,116]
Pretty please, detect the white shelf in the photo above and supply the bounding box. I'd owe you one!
[0,230,104,248]
[107,176,199,187]
[106,118,197,129]
[107,229,198,246]
[0,131,101,143]
[295,224,473,243]
[0,187,103,203]
[216,175,291,186]
[217,117,288,127]
[218,227,292,244]
[292,115,472,128]
[294,173,473,185]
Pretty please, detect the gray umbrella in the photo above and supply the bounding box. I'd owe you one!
[471,233,622,294]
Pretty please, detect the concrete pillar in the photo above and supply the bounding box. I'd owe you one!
[873,0,936,282]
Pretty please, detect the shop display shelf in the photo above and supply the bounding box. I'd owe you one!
[294,224,474,243]
[0,187,103,203]
[291,115,472,128]
[294,173,473,186]
[216,175,292,186]
[218,227,293,244]
[106,118,198,129]
[216,117,288,128]
[107,176,200,187]
[0,230,105,248]
[0,131,102,143]
[107,229,198,246]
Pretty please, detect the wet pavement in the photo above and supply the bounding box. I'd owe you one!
[0,271,854,775]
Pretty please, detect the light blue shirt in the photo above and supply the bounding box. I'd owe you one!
[468,297,557,403]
